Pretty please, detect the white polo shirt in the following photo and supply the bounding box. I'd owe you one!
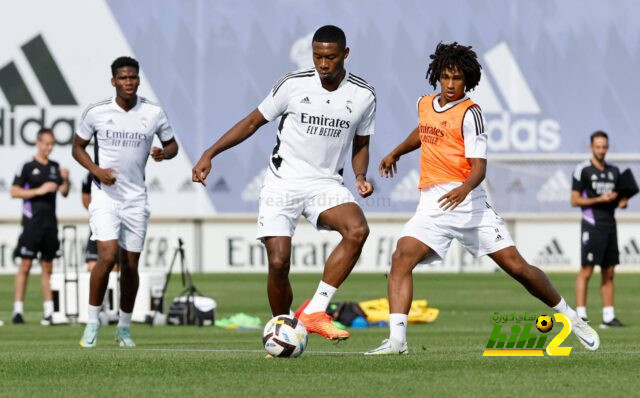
[258,68,376,184]
[76,96,174,203]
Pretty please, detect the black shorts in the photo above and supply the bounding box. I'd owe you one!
[14,224,60,261]
[581,224,619,267]
[85,236,98,263]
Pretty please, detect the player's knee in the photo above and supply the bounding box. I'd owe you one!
[268,256,290,279]
[344,223,369,246]
[391,249,415,272]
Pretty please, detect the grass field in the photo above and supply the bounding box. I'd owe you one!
[0,272,638,397]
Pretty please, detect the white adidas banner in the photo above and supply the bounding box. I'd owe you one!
[469,41,561,153]
[514,221,640,271]
[0,0,215,219]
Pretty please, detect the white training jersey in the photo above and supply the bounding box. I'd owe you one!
[76,96,174,203]
[258,68,376,184]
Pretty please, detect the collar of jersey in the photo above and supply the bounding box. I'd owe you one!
[111,95,140,112]
[432,94,469,112]
[313,69,350,92]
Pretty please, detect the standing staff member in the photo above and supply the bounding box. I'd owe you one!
[11,128,70,325]
[571,131,627,327]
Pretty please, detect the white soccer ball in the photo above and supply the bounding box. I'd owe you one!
[262,315,308,358]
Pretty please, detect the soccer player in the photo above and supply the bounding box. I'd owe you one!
[365,42,600,355]
[72,56,178,347]
[192,25,375,340]
[571,131,627,327]
[11,128,70,325]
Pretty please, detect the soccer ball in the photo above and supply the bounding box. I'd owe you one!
[536,315,553,333]
[262,315,308,358]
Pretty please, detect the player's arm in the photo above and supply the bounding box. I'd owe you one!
[352,135,373,198]
[82,192,91,209]
[379,127,420,178]
[438,158,486,211]
[71,135,116,186]
[192,108,269,186]
[58,167,70,197]
[150,138,179,162]
[10,183,57,199]
[570,190,617,207]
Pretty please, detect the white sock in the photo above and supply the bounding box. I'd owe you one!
[118,311,132,328]
[576,306,588,320]
[13,301,24,315]
[552,297,579,323]
[389,313,408,344]
[602,306,615,323]
[43,300,54,318]
[303,281,337,314]
[87,304,101,324]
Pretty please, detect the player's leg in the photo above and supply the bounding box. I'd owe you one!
[12,256,33,324]
[39,226,59,325]
[600,228,622,327]
[264,236,293,316]
[298,202,368,340]
[575,265,594,321]
[39,260,54,325]
[85,235,98,272]
[256,183,301,316]
[366,208,447,355]
[116,247,140,346]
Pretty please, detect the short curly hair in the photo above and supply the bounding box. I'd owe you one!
[426,42,482,91]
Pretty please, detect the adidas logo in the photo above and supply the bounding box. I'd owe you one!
[495,234,503,242]
[147,177,163,192]
[390,169,420,202]
[300,96,311,104]
[179,178,195,192]
[318,291,329,297]
[507,178,526,193]
[534,238,571,266]
[209,177,230,193]
[536,170,570,202]
[469,41,561,152]
[621,238,640,265]
[0,34,78,146]
[241,168,267,202]
[31,168,40,175]
[397,322,406,327]
[591,174,598,181]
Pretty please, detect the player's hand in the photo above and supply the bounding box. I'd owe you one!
[438,185,471,211]
[95,168,117,186]
[356,176,374,198]
[598,192,618,203]
[59,167,69,181]
[618,197,628,209]
[150,146,165,162]
[38,181,59,195]
[379,153,399,178]
[192,155,212,186]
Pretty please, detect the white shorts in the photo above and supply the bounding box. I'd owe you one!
[88,189,150,252]
[400,183,514,264]
[256,174,357,240]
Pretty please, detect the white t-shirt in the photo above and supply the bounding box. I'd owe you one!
[428,94,487,159]
[258,68,376,184]
[76,96,174,203]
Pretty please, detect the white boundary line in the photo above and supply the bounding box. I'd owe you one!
[138,348,366,355]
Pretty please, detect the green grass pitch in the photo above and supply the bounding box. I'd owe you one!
[0,272,638,397]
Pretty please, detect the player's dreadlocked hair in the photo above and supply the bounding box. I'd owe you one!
[426,42,482,91]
